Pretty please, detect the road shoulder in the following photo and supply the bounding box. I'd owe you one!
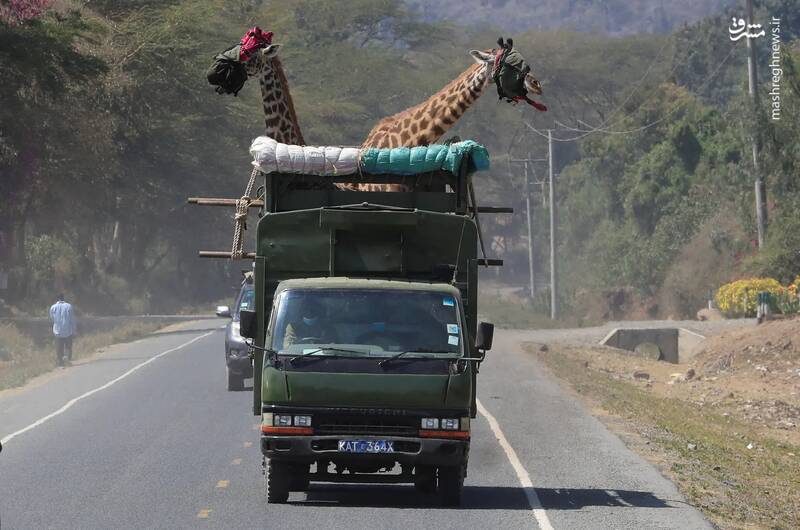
[527,341,800,529]
[0,320,222,446]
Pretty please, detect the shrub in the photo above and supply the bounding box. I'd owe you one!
[0,322,35,362]
[24,234,81,294]
[775,277,800,315]
[714,278,783,317]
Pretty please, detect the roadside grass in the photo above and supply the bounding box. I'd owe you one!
[172,298,230,316]
[478,289,589,329]
[529,344,800,530]
[0,321,164,391]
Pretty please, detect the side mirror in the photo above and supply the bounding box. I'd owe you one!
[215,305,231,318]
[239,310,257,339]
[475,322,494,352]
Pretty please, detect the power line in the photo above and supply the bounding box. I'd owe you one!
[522,43,737,143]
[557,38,682,135]
[512,42,677,144]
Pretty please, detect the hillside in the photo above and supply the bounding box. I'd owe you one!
[403,0,737,34]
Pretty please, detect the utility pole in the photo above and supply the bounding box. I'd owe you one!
[548,130,558,320]
[523,158,535,299]
[746,0,767,247]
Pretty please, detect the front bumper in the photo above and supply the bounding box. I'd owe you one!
[226,353,253,376]
[261,434,468,467]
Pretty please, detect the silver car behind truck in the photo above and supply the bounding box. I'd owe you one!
[216,272,255,391]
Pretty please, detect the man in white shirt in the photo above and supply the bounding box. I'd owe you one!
[49,294,77,366]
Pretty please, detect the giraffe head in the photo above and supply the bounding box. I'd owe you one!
[470,42,543,97]
[244,43,282,78]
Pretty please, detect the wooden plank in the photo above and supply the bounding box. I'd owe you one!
[198,251,255,259]
[475,206,514,214]
[187,198,265,207]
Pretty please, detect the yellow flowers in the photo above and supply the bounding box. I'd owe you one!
[715,278,784,317]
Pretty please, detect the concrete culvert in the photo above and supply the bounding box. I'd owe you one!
[600,328,706,364]
[634,342,662,361]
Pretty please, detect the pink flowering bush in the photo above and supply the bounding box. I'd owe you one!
[0,0,50,23]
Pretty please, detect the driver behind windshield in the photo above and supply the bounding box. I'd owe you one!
[284,298,338,347]
[415,298,459,353]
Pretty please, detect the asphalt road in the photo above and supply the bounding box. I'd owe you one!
[0,320,711,529]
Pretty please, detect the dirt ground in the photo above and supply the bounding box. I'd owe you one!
[553,318,800,444]
[525,317,800,529]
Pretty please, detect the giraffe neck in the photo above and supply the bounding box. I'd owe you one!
[362,63,490,149]
[259,56,305,145]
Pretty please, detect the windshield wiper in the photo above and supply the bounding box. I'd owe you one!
[378,349,452,367]
[245,341,278,358]
[289,347,367,364]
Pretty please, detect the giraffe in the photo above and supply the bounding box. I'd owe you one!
[355,45,542,192]
[362,47,542,149]
[244,44,305,145]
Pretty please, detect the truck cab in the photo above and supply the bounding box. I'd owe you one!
[255,278,485,504]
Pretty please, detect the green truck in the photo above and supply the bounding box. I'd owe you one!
[232,145,503,505]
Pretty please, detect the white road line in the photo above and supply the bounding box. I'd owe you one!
[477,398,555,530]
[0,330,215,446]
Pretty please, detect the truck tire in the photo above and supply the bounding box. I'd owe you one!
[226,366,243,391]
[265,459,290,503]
[414,465,436,494]
[439,465,464,506]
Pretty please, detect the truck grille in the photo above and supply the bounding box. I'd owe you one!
[314,414,418,437]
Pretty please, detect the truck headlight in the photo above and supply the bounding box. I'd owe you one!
[441,418,459,430]
[421,418,439,429]
[294,415,312,427]
[273,414,293,426]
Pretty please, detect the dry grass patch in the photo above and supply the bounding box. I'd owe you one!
[0,321,164,391]
[0,322,42,390]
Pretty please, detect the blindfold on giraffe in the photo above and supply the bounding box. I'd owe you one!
[206,26,275,97]
[491,37,547,112]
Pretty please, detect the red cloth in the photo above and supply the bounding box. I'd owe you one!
[239,27,274,62]
[493,49,505,71]
[513,96,548,112]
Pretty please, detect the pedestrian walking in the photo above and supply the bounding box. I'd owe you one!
[49,294,77,366]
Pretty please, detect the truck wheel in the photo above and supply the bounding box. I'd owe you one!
[226,366,243,391]
[288,463,310,491]
[265,459,290,503]
[414,465,436,494]
[439,465,464,506]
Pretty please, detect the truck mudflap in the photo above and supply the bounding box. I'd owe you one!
[261,434,469,468]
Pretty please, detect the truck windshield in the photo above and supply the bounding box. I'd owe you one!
[271,289,463,358]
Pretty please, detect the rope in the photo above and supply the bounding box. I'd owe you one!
[231,167,259,260]
[451,216,468,285]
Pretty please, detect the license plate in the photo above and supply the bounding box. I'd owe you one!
[338,440,395,453]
